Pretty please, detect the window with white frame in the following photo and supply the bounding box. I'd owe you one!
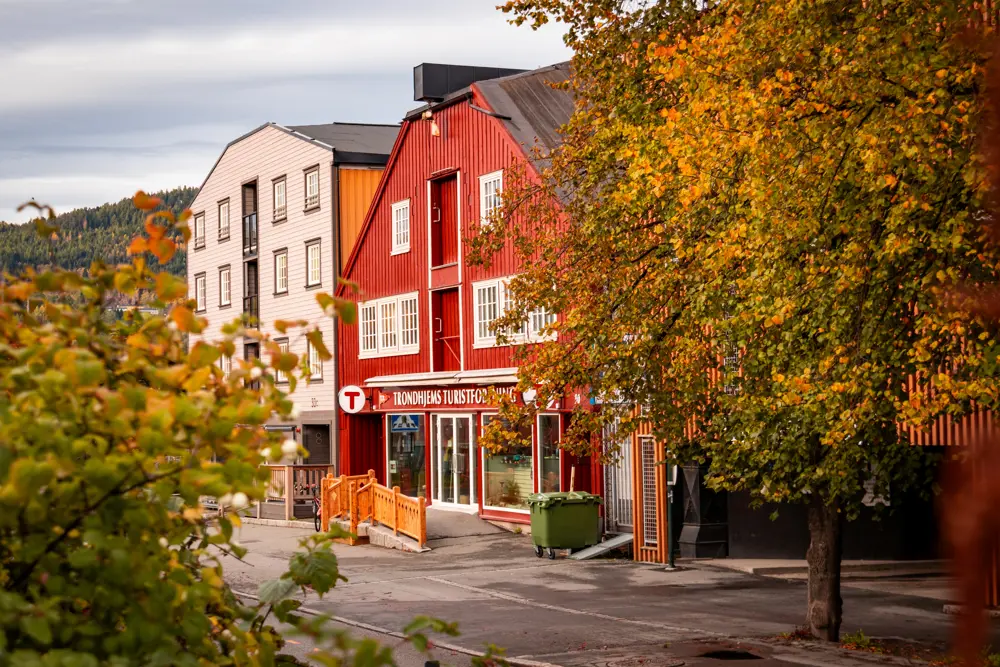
[194,213,206,248]
[479,170,503,225]
[275,338,289,384]
[475,282,500,342]
[273,178,287,220]
[359,303,378,354]
[474,277,556,347]
[220,354,232,379]
[306,241,321,287]
[306,340,323,380]
[400,295,418,347]
[194,273,206,312]
[391,200,410,254]
[305,168,320,209]
[358,293,419,358]
[530,306,557,339]
[274,250,288,294]
[218,200,230,240]
[219,266,231,307]
[380,300,397,350]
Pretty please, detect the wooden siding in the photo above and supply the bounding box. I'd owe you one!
[338,167,384,271]
[186,125,336,415]
[338,90,535,390]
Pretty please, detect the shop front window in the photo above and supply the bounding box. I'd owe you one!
[482,414,533,511]
[538,414,561,493]
[387,414,426,499]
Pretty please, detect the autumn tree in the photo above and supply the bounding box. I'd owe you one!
[0,195,475,665]
[475,0,1000,641]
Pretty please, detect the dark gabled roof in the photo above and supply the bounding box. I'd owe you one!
[475,62,574,158]
[289,122,400,165]
[189,121,400,208]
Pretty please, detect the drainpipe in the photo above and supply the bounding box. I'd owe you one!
[330,157,341,474]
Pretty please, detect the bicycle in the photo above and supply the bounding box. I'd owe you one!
[311,485,321,532]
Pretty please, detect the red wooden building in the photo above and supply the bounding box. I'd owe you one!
[336,63,596,525]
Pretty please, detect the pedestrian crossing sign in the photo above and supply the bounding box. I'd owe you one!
[390,414,420,433]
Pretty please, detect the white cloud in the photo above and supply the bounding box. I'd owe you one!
[0,17,570,113]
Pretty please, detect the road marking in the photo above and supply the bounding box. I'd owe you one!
[232,588,564,667]
[423,576,723,637]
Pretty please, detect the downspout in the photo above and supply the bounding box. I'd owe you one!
[330,156,341,473]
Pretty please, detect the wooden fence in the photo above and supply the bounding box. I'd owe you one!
[259,464,333,520]
[320,471,427,548]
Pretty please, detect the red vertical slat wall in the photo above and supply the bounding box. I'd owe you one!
[339,92,533,390]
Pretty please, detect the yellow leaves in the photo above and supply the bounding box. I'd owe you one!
[170,305,197,333]
[305,329,331,361]
[883,174,898,188]
[155,273,187,301]
[133,190,162,211]
[127,237,148,256]
[182,507,204,522]
[659,107,681,122]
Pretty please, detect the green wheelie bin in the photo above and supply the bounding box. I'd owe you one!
[527,491,602,559]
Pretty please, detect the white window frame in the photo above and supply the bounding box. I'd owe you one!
[306,241,321,287]
[307,340,323,380]
[391,200,410,255]
[358,292,419,359]
[218,201,230,240]
[273,178,287,220]
[194,214,206,248]
[479,170,503,226]
[219,266,231,307]
[474,276,556,348]
[274,250,288,294]
[194,273,206,312]
[275,339,289,384]
[305,168,320,210]
[220,354,232,380]
[359,303,378,355]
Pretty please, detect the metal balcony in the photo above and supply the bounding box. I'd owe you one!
[243,294,259,329]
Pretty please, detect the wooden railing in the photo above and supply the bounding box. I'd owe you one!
[320,470,376,537]
[320,472,427,548]
[372,484,427,547]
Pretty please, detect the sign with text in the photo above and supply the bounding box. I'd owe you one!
[377,386,517,410]
[338,385,366,414]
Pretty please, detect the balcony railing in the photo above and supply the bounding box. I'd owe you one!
[243,294,259,329]
[242,213,258,257]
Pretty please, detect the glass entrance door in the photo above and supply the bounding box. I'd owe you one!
[432,415,475,505]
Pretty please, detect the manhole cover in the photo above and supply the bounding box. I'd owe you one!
[698,650,761,661]
[605,658,685,667]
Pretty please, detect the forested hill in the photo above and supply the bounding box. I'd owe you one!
[0,186,197,276]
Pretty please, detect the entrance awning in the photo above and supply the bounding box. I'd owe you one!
[364,368,519,388]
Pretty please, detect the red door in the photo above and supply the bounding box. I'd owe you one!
[432,288,461,371]
[431,175,458,268]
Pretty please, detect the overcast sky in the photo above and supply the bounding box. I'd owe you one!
[0,0,571,223]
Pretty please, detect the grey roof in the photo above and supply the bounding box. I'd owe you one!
[289,122,400,164]
[475,62,574,160]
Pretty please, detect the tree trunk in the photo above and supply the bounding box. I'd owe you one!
[806,496,843,641]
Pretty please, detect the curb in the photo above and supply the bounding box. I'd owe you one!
[942,604,1000,618]
[694,559,944,578]
[238,517,315,529]
[232,589,562,667]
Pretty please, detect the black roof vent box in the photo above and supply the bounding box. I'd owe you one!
[413,63,527,103]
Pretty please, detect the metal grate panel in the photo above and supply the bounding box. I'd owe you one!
[640,437,657,546]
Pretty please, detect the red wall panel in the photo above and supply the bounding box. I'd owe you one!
[339,88,542,396]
